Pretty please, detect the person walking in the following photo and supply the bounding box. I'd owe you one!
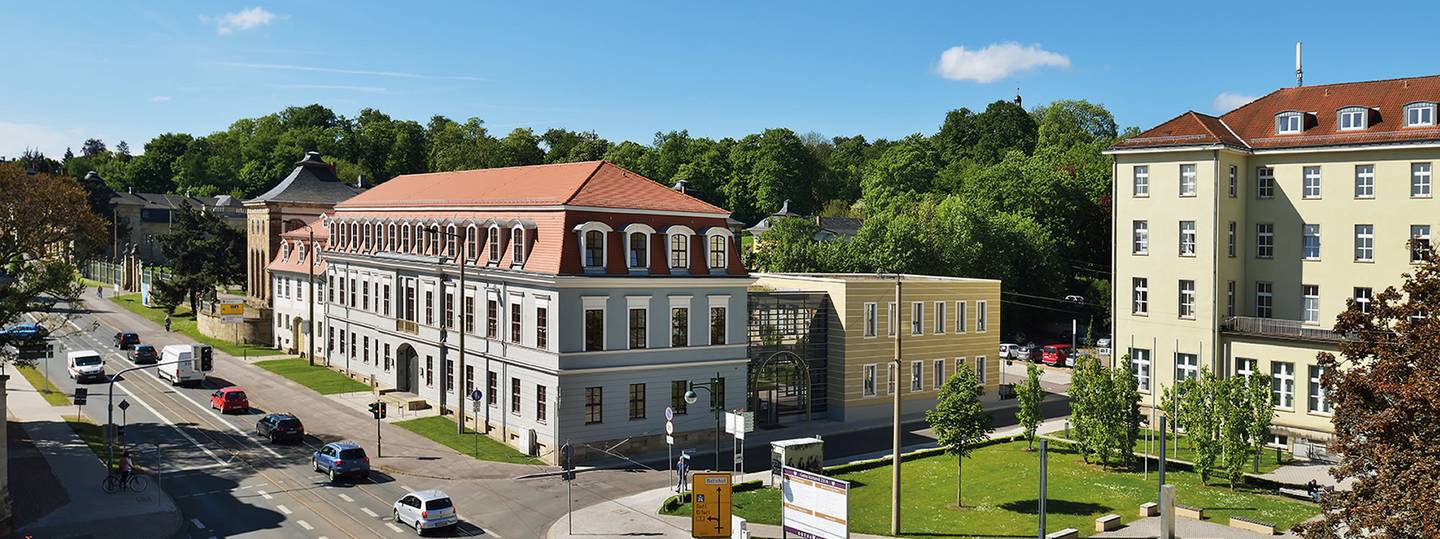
[97,285,103,298]
[164,314,172,332]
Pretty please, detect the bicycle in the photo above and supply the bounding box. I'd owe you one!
[101,472,149,494]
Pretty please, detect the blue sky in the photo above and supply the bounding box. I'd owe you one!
[5,1,1439,158]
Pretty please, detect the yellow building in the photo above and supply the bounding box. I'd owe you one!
[1107,75,1440,453]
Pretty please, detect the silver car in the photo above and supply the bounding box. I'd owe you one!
[393,489,458,535]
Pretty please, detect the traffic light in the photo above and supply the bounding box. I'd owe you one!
[116,425,126,440]
[369,402,388,419]
[198,345,213,371]
[379,402,387,419]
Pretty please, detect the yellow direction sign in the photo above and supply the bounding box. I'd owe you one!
[218,303,244,316]
[690,472,732,538]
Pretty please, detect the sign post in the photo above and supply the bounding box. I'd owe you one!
[470,389,483,457]
[220,302,245,357]
[690,472,732,538]
[74,387,88,421]
[665,406,675,490]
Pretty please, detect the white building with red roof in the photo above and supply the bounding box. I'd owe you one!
[267,220,327,356]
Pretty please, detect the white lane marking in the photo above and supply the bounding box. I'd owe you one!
[297,520,314,531]
[258,490,272,500]
[399,485,414,492]
[385,523,404,533]
[338,493,354,502]
[360,507,379,518]
[487,530,502,539]
[191,518,206,529]
[276,504,293,515]
[159,382,285,459]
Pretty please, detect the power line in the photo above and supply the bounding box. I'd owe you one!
[1002,290,1106,309]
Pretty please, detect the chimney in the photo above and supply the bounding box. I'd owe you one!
[671,179,688,193]
[1295,41,1303,87]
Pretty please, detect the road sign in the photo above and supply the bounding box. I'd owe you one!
[725,411,755,439]
[665,421,675,435]
[218,302,244,324]
[666,435,674,445]
[470,389,484,401]
[118,399,130,411]
[73,387,88,405]
[664,406,674,421]
[472,400,482,413]
[690,472,732,538]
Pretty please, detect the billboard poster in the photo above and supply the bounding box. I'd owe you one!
[781,465,849,539]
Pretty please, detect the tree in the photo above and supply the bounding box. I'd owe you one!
[1016,361,1044,449]
[157,205,244,315]
[1299,253,1440,538]
[82,138,107,157]
[1242,371,1274,476]
[1070,355,1140,468]
[925,362,993,507]
[149,275,188,315]
[971,100,1037,164]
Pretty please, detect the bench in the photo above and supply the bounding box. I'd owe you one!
[1175,504,1204,520]
[1138,502,1158,517]
[1044,528,1079,539]
[1095,514,1121,532]
[1229,515,1276,535]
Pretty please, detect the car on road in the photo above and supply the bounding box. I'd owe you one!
[1,323,48,344]
[1040,344,1074,367]
[129,344,159,364]
[313,441,370,482]
[255,413,305,443]
[393,489,459,536]
[209,386,249,414]
[113,332,140,350]
[66,350,106,382]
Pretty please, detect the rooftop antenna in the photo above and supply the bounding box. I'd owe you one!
[1295,41,1303,87]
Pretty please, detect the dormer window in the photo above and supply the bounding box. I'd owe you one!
[584,230,604,267]
[1406,102,1436,127]
[465,224,479,261]
[1338,107,1369,131]
[1276,111,1303,134]
[298,241,306,262]
[488,225,501,262]
[622,224,656,270]
[281,241,290,261]
[511,225,525,265]
[400,223,411,253]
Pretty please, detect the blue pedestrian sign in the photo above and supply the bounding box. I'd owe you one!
[470,389,484,401]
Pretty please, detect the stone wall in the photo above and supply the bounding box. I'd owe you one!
[196,304,274,345]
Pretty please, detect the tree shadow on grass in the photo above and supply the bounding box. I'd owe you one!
[999,498,1110,515]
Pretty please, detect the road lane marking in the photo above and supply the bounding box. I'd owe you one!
[338,493,354,502]
[360,507,379,518]
[157,381,286,459]
[258,490,272,500]
[191,518,205,529]
[297,520,314,530]
[386,523,404,533]
[399,485,414,492]
[276,504,293,515]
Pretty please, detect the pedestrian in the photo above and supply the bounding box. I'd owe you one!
[1308,479,1321,503]
[164,314,172,332]
[96,285,103,298]
[676,454,690,493]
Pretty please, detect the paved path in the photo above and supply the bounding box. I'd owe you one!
[1093,515,1298,538]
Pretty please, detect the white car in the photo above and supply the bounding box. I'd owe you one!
[66,350,106,383]
[393,489,458,536]
[999,343,1023,359]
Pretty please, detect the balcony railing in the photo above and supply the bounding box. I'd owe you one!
[395,319,419,335]
[1220,316,1348,342]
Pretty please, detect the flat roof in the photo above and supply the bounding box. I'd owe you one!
[751,272,1000,284]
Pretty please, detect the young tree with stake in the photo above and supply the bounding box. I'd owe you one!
[1016,361,1044,449]
[925,362,993,507]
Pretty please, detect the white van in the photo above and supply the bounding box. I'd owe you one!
[66,350,106,383]
[158,344,212,386]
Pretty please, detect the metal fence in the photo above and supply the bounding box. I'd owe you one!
[1221,316,1346,342]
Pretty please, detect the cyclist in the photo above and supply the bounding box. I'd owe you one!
[118,450,133,485]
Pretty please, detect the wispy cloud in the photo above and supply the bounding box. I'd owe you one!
[210,7,278,35]
[220,62,486,81]
[272,84,388,93]
[935,42,1070,83]
[150,96,172,102]
[1212,92,1257,113]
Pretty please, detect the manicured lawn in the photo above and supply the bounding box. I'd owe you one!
[663,441,1316,537]
[1054,429,1292,474]
[394,416,543,465]
[255,359,369,395]
[16,364,71,406]
[110,293,282,357]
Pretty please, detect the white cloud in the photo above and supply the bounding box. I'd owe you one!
[214,7,277,35]
[221,62,486,81]
[0,122,84,160]
[935,42,1070,83]
[1212,92,1258,113]
[150,95,171,102]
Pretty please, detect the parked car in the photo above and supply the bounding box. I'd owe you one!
[66,350,106,382]
[129,344,159,364]
[1,323,48,344]
[1000,343,1024,360]
[1040,344,1074,367]
[256,413,305,443]
[392,489,459,536]
[1064,295,1085,303]
[313,441,370,482]
[1018,344,1038,362]
[113,332,140,350]
[209,386,249,414]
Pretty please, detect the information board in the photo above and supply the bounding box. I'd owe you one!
[219,302,244,324]
[690,472,732,538]
[781,465,849,539]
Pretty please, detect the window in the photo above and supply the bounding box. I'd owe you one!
[1411,225,1432,263]
[463,293,474,333]
[709,306,726,346]
[510,302,522,343]
[585,387,602,424]
[1256,223,1274,258]
[487,372,497,405]
[536,306,548,349]
[1236,357,1257,378]
[1132,277,1148,315]
[424,289,433,326]
[1302,285,1320,323]
[669,234,689,268]
[910,360,923,392]
[671,381,689,414]
[933,359,946,389]
[486,299,498,339]
[1256,281,1274,318]
[1228,165,1237,197]
[1133,165,1149,197]
[1272,362,1295,409]
[511,227,525,265]
[1257,167,1275,198]
[444,358,454,391]
[383,283,392,316]
[1303,224,1321,260]
[1130,348,1151,391]
[708,235,727,269]
[488,226,501,262]
[536,385,547,423]
[1303,166,1322,198]
[1338,107,1368,130]
[363,336,369,364]
[1175,353,1198,381]
[443,292,454,329]
[1276,111,1303,134]
[976,301,988,332]
[629,232,648,268]
[863,364,878,397]
[628,305,650,349]
[934,301,946,334]
[1308,366,1331,413]
[1406,102,1436,127]
[1413,163,1432,197]
[1227,281,1236,317]
[887,303,897,336]
[1354,287,1373,313]
[1179,164,1197,196]
[886,363,897,395]
[349,277,356,307]
[584,307,604,351]
[1227,222,1237,257]
[464,225,477,260]
[864,303,878,337]
[1179,220,1196,256]
[1178,280,1195,319]
[910,302,923,335]
[670,307,688,347]
[1355,224,1375,261]
[328,274,335,303]
[956,301,967,333]
[628,383,645,420]
[975,356,987,384]
[1355,165,1375,198]
[1132,220,1149,254]
[584,230,605,267]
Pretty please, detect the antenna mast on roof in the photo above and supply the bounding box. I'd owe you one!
[1295,41,1303,87]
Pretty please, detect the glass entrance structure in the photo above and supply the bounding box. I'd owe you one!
[747,291,828,425]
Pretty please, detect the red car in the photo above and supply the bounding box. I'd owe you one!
[210,386,250,414]
[1040,344,1074,367]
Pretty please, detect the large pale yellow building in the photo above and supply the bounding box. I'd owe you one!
[1107,75,1440,453]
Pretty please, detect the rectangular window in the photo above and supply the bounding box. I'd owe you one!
[464,365,474,396]
[934,301,946,334]
[910,302,923,335]
[669,234,688,268]
[464,294,475,333]
[511,378,522,416]
[863,364,878,397]
[486,299,498,338]
[510,302,522,342]
[1355,165,1375,198]
[1130,348,1151,391]
[487,371,497,406]
[1355,224,1375,261]
[1178,279,1195,319]
[426,355,434,387]
[1227,280,1236,317]
[536,385,547,423]
[671,381,689,414]
[1236,357,1256,378]
[887,302,897,336]
[628,307,647,349]
[1179,220,1196,256]
[383,284,391,316]
[1257,167,1275,198]
[362,336,369,364]
[886,363,897,395]
[708,235,726,268]
[864,303,878,337]
[956,301,967,333]
[976,301,988,332]
[1272,362,1295,409]
[933,359,946,390]
[1354,287,1373,313]
[424,290,434,326]
[1411,225,1432,263]
[1256,223,1274,258]
[910,360,923,392]
[443,292,454,329]
[1413,162,1432,197]
[328,274,335,303]
[670,307,689,347]
[1308,366,1331,413]
[536,306,549,349]
[975,356,987,385]
[444,358,454,391]
[383,343,391,372]
[1303,224,1321,260]
[1256,281,1274,318]
[1339,108,1367,130]
[1179,164,1197,196]
[361,279,370,310]
[1408,103,1435,126]
[1132,277,1148,315]
[1302,166,1322,198]
[349,277,356,307]
[1303,284,1320,323]
[584,308,604,351]
[1175,353,1198,381]
[1132,220,1149,254]
[709,306,726,346]
[1228,165,1237,197]
[585,387,602,424]
[1227,222,1236,257]
[1133,165,1149,197]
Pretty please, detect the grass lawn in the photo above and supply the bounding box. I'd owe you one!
[663,440,1316,537]
[79,277,110,289]
[1054,429,1292,474]
[62,415,108,464]
[394,416,543,465]
[110,293,282,358]
[16,364,71,406]
[255,359,369,395]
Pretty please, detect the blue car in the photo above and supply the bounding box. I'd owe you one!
[0,323,47,344]
[312,441,369,482]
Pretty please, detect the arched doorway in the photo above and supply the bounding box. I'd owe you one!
[395,344,419,393]
[291,317,305,356]
[749,351,812,425]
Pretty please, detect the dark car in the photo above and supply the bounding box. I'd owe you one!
[1,323,48,344]
[129,344,159,364]
[313,441,370,482]
[256,413,305,443]
[113,332,140,350]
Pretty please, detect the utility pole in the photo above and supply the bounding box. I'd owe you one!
[307,224,316,367]
[891,275,903,536]
[457,225,467,435]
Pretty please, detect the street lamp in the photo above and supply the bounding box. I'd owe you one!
[880,271,903,535]
[425,225,470,435]
[684,372,725,471]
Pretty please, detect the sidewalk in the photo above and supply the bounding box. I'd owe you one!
[8,366,182,539]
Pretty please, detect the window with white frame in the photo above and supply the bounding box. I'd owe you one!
[1236,357,1257,378]
[1227,222,1237,257]
[582,297,606,352]
[1338,107,1368,130]
[975,356,987,385]
[1302,284,1320,323]
[1354,287,1373,313]
[1227,280,1236,317]
[1256,223,1274,258]
[488,225,501,262]
[1257,167,1275,198]
[1179,220,1196,256]
[1256,281,1274,318]
[1228,165,1237,197]
[1308,366,1331,413]
[910,302,923,336]
[511,226,525,265]
[445,224,457,257]
[584,230,605,267]
[887,302,896,336]
[934,301,946,334]
[933,359,945,390]
[707,234,728,269]
[976,301,988,332]
[863,364,877,397]
[1412,225,1432,263]
[1133,165,1149,197]
[1175,353,1198,381]
[1355,224,1374,261]
[1355,165,1375,198]
[1132,277,1148,315]
[1132,220,1148,254]
[864,302,878,337]
[1178,279,1195,319]
[1179,164,1197,196]
[1129,348,1150,391]
[1413,163,1432,197]
[910,360,923,392]
[1406,102,1436,127]
[1303,224,1321,260]
[886,363,897,395]
[955,301,967,333]
[1275,111,1302,134]
[1272,362,1295,408]
[1303,166,1322,198]
[669,234,689,268]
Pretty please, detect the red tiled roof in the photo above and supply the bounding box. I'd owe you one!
[1114,75,1440,151]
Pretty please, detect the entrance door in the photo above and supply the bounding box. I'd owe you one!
[395,344,418,393]
[291,317,305,356]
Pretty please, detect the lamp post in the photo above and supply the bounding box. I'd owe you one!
[889,274,903,536]
[427,225,469,435]
[684,372,725,471]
